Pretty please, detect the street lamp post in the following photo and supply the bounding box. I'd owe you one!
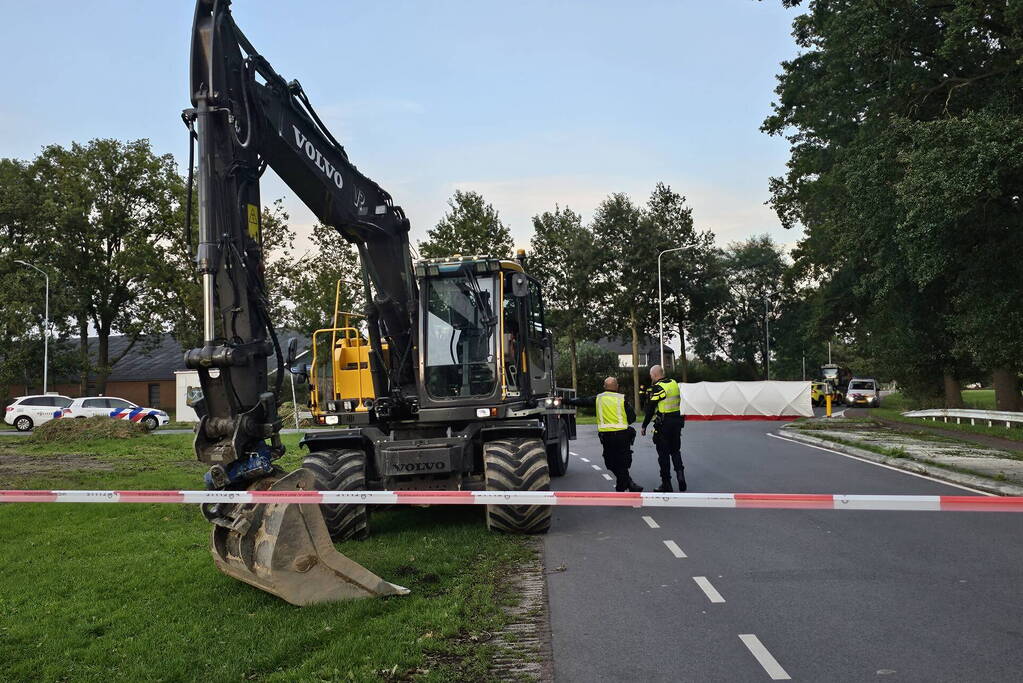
[15,260,49,393]
[765,293,771,381]
[657,246,688,369]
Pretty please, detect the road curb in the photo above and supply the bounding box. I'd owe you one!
[778,427,1023,496]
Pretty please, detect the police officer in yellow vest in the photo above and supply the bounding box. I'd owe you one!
[567,376,643,492]
[641,365,687,492]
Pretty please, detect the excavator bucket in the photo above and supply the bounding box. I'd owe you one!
[209,468,408,606]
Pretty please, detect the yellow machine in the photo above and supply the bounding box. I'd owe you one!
[309,281,385,424]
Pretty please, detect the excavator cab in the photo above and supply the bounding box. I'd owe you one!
[310,255,556,427]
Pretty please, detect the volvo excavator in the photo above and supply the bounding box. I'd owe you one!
[183,0,576,605]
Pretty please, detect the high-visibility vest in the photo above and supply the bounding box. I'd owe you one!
[651,379,681,413]
[596,391,628,432]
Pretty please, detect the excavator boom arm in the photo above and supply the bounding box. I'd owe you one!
[185,0,418,486]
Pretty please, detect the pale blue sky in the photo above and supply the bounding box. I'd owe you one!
[0,0,801,252]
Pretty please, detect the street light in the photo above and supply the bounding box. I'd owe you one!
[658,246,688,369]
[14,260,50,393]
[765,292,771,381]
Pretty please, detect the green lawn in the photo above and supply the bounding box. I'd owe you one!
[961,389,997,410]
[870,407,1023,443]
[881,389,999,412]
[0,434,532,681]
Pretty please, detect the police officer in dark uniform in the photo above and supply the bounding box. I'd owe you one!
[567,376,643,492]
[641,365,687,492]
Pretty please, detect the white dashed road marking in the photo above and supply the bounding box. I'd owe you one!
[739,634,791,680]
[693,576,725,603]
[591,464,602,471]
[580,457,590,462]
[601,473,613,481]
[663,540,686,558]
[642,515,659,529]
[570,451,579,456]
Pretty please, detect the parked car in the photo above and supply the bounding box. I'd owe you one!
[845,378,881,407]
[4,394,73,432]
[65,396,170,431]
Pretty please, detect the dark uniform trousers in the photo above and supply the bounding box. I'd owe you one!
[598,427,636,491]
[652,413,684,481]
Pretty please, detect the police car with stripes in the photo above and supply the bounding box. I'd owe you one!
[65,396,170,431]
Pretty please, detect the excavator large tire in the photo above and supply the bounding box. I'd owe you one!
[302,448,369,541]
[546,419,570,478]
[483,438,552,534]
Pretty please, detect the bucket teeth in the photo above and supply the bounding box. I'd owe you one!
[209,467,408,605]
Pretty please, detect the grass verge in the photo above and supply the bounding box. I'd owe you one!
[792,429,1015,483]
[0,434,533,681]
[870,408,1023,443]
[881,389,1001,412]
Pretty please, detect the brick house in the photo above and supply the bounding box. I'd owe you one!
[8,334,184,410]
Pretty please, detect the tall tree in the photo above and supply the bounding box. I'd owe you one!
[691,236,788,379]
[763,0,1023,408]
[643,183,718,382]
[32,139,182,394]
[528,205,596,390]
[590,193,657,407]
[418,190,513,259]
[288,221,365,337]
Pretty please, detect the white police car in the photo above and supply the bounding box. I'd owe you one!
[4,394,74,432]
[65,396,170,430]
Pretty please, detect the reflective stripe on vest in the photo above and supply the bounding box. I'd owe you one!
[596,392,628,432]
[655,379,681,413]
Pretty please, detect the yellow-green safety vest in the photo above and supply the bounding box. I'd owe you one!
[651,379,681,413]
[596,391,629,432]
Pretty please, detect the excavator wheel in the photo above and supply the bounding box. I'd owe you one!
[483,438,552,534]
[302,448,369,541]
[546,420,570,477]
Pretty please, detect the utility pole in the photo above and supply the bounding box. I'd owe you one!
[657,246,687,369]
[802,353,805,381]
[15,260,49,393]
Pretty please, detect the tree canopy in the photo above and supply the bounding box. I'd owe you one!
[763,0,1023,408]
[418,190,514,259]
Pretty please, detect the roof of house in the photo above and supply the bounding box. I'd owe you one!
[594,337,674,357]
[58,332,312,383]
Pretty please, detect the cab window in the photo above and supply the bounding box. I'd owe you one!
[527,280,546,336]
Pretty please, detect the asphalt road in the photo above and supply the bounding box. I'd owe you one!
[545,422,1023,682]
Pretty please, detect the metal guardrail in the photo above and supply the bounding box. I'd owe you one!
[902,408,1023,428]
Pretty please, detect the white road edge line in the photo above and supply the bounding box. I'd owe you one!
[693,576,724,603]
[580,457,590,462]
[767,432,994,496]
[663,540,686,558]
[601,473,613,481]
[591,464,602,471]
[570,451,579,456]
[739,634,791,680]
[642,515,660,529]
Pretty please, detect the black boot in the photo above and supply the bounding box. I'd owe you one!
[627,480,644,492]
[676,468,687,492]
[654,478,672,493]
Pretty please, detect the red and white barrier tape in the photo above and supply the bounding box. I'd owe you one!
[1,489,1021,512]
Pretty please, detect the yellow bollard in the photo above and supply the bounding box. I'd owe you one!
[825,394,832,418]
